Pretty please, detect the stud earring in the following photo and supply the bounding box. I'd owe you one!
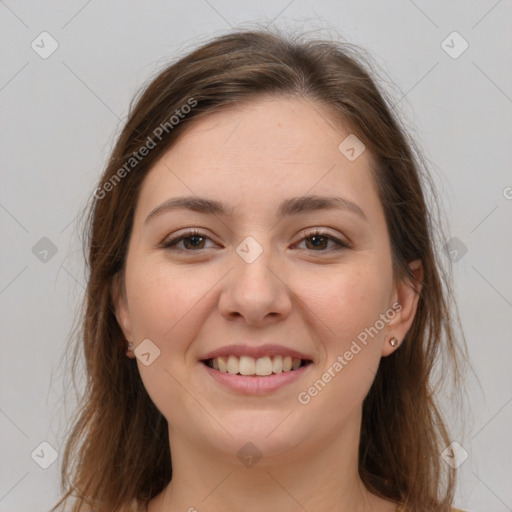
[389,336,399,348]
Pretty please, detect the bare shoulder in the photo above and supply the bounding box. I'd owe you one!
[397,506,466,512]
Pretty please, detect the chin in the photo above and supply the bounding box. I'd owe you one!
[198,409,312,463]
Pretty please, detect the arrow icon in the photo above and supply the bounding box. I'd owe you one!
[31,31,59,59]
[443,237,467,262]
[32,237,58,262]
[441,441,468,468]
[440,31,468,59]
[134,339,161,366]
[236,442,263,467]
[338,134,365,161]
[31,441,58,469]
[236,236,263,263]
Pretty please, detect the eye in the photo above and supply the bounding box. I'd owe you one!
[295,229,350,252]
[161,229,217,251]
[160,228,351,253]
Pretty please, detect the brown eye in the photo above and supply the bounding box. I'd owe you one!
[304,234,329,250]
[162,230,215,251]
[182,235,206,250]
[296,229,350,252]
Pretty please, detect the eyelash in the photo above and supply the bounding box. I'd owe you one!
[161,228,351,253]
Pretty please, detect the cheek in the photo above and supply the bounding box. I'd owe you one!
[124,260,216,421]
[125,258,212,346]
[292,262,393,413]
[295,262,392,346]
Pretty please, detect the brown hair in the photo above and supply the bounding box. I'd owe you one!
[52,27,467,512]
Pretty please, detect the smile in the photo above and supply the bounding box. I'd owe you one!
[203,355,312,376]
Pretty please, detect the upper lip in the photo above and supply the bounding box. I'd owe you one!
[200,344,314,362]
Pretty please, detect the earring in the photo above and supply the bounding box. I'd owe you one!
[389,336,399,348]
[126,341,134,356]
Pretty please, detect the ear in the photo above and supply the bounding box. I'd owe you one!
[381,259,423,357]
[111,272,135,357]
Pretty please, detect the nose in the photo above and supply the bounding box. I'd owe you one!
[218,238,292,326]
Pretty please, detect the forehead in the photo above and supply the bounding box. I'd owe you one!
[135,96,381,222]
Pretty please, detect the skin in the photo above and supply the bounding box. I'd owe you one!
[113,96,422,512]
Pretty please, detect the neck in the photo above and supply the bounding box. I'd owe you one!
[148,409,396,512]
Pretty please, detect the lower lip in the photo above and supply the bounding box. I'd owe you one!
[201,362,312,395]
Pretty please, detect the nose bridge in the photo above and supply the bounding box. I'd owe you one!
[233,234,279,294]
[219,234,291,323]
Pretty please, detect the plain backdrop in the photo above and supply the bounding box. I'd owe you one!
[1,1,511,511]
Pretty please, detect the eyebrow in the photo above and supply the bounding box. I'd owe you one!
[144,194,368,224]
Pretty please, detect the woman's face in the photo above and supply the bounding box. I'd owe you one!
[113,96,420,464]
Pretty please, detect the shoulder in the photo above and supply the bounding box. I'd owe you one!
[397,506,466,512]
[128,498,147,512]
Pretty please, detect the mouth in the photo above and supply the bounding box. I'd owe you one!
[202,355,313,376]
[199,344,315,394]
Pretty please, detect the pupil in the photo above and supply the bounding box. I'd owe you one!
[186,236,204,249]
[308,236,327,250]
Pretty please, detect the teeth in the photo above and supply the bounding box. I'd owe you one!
[272,355,283,374]
[208,355,305,376]
[218,356,227,373]
[239,355,255,375]
[255,356,273,376]
[227,355,238,374]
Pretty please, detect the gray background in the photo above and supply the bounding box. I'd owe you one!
[1,1,511,511]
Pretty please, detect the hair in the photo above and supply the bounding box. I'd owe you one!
[52,26,468,512]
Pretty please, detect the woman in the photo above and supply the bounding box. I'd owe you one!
[52,28,467,512]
